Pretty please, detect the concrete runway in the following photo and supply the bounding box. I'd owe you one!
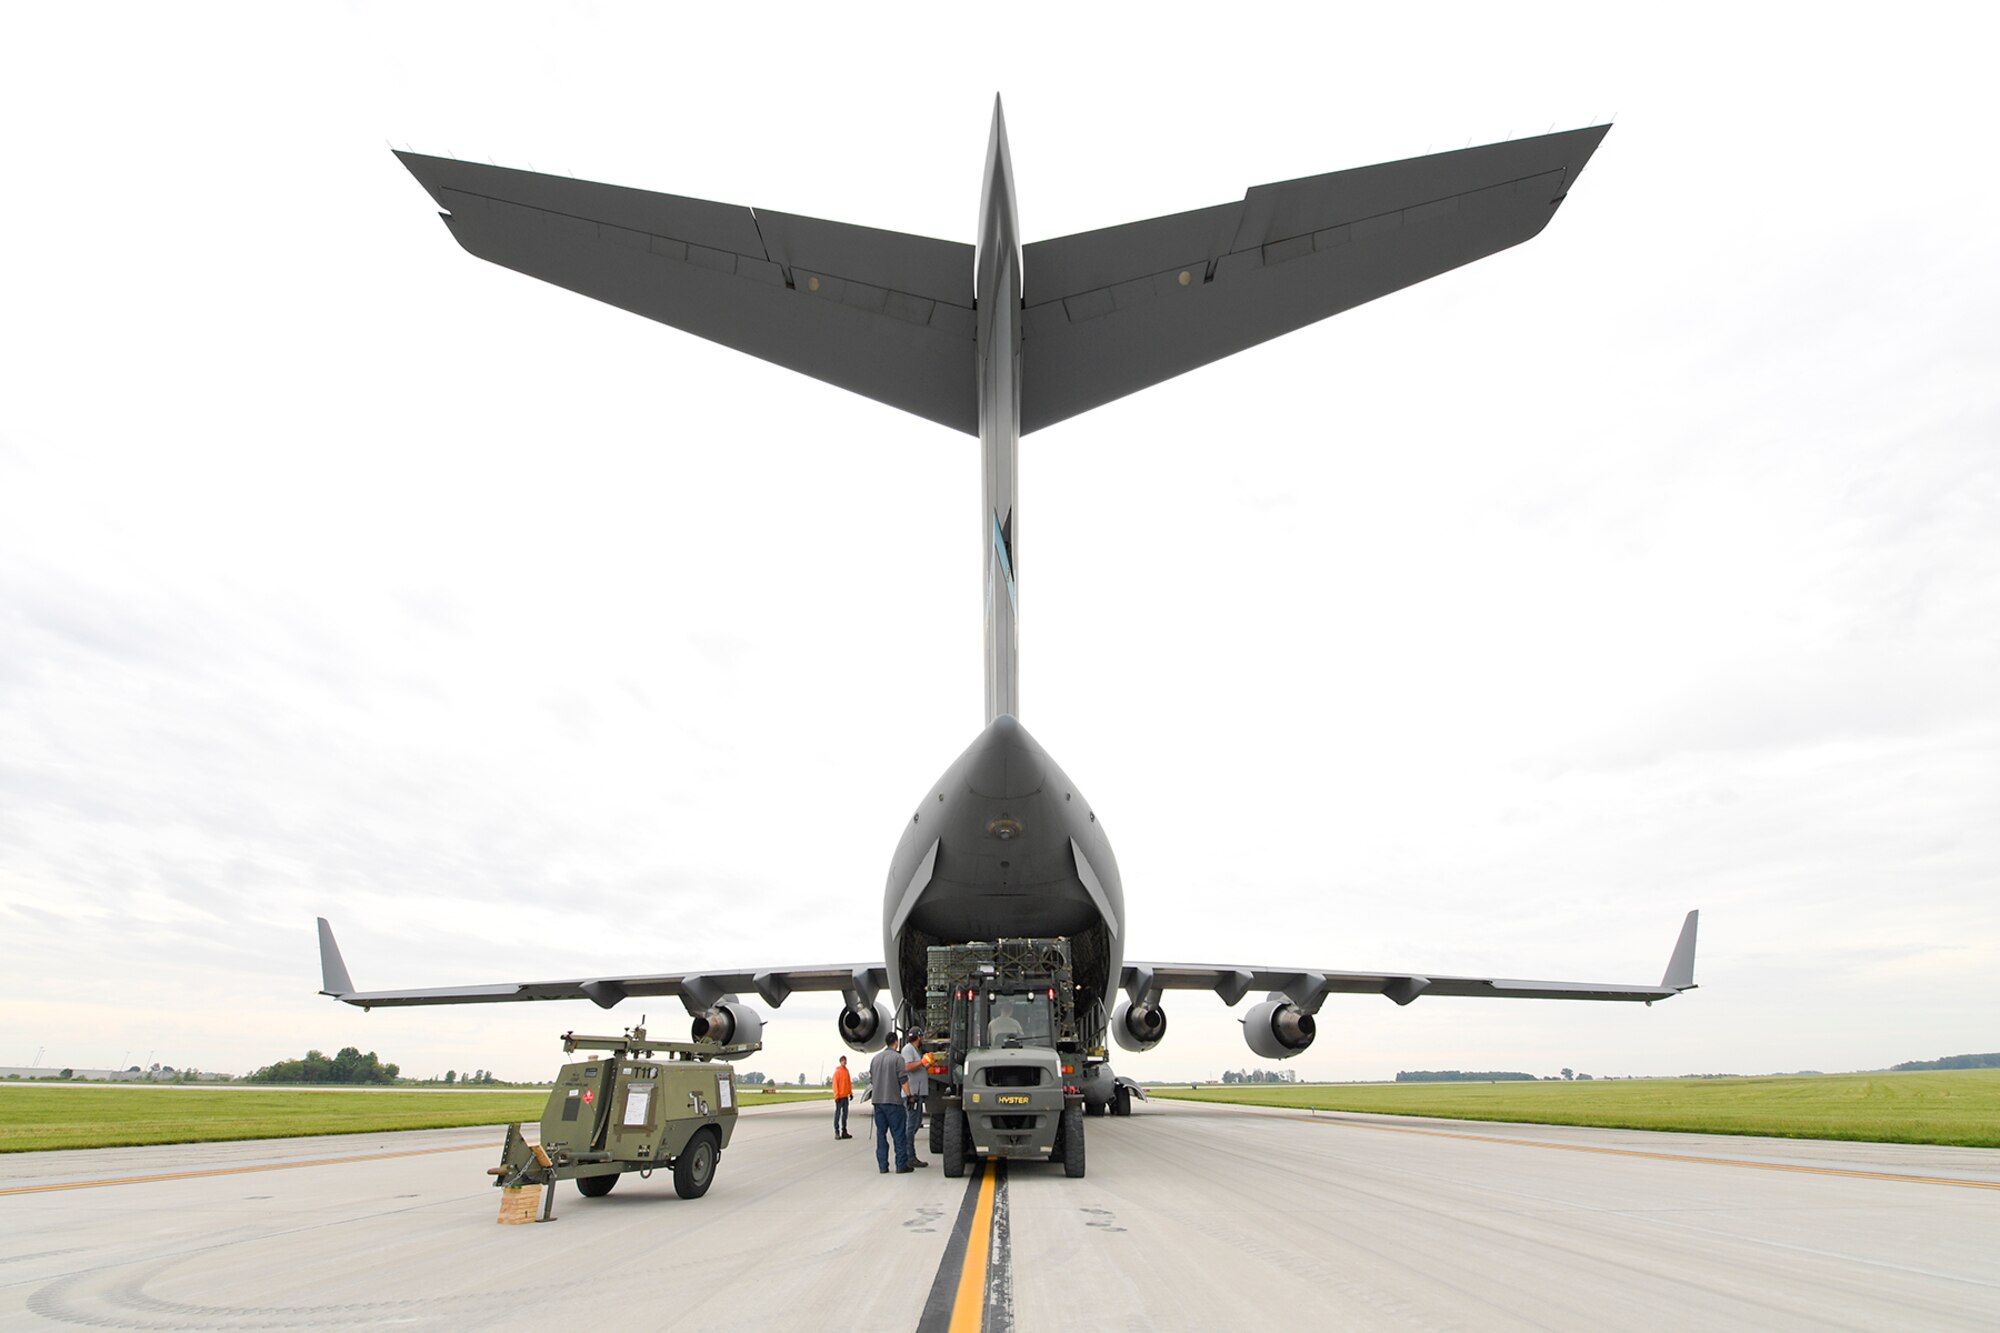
[2,1098,1995,1330]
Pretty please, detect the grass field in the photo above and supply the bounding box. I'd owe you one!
[0,1085,830,1153]
[1147,1069,2000,1147]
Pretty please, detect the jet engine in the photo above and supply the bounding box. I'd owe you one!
[837,1000,893,1054]
[1242,999,1315,1059]
[690,999,762,1046]
[1111,999,1168,1053]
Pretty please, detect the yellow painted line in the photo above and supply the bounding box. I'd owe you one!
[1277,1114,2000,1191]
[948,1159,998,1333]
[0,1140,498,1197]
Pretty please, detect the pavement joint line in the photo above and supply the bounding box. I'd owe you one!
[1277,1114,2000,1190]
[0,1141,498,1197]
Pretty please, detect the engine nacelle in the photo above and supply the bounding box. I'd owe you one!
[691,999,762,1046]
[1242,999,1315,1059]
[1111,999,1168,1053]
[837,1000,893,1054]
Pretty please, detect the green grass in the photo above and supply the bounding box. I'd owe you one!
[1147,1069,2000,1147]
[0,1085,830,1153]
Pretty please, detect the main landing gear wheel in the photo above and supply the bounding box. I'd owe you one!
[575,1173,617,1198]
[1060,1104,1086,1178]
[673,1129,719,1199]
[942,1108,968,1178]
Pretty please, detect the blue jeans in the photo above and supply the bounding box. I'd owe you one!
[874,1102,910,1170]
[834,1097,849,1136]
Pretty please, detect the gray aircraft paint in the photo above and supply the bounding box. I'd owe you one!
[323,99,1692,1068]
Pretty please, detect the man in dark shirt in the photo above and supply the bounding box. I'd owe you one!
[868,1032,913,1173]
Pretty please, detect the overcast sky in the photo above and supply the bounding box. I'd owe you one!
[3,4,1994,1084]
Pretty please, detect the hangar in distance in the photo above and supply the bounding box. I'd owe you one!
[318,97,1698,1111]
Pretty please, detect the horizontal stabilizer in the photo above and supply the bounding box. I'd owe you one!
[1019,126,1609,432]
[394,152,979,433]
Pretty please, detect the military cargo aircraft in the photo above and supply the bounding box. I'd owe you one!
[319,99,1697,1109]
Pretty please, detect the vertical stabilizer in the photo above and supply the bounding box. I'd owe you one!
[978,95,1023,724]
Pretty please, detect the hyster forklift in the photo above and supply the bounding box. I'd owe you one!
[922,938,1087,1178]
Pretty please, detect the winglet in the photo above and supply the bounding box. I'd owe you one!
[1660,910,1699,991]
[317,917,356,997]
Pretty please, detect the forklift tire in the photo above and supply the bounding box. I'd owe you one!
[930,1112,944,1157]
[673,1128,719,1200]
[1113,1085,1131,1117]
[576,1173,618,1198]
[942,1109,968,1178]
[1061,1105,1086,1178]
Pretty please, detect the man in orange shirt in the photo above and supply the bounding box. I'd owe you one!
[832,1055,853,1139]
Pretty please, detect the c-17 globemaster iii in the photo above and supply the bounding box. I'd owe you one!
[318,97,1697,1121]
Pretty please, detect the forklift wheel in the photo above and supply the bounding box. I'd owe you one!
[942,1109,968,1178]
[1061,1104,1086,1178]
[576,1173,618,1198]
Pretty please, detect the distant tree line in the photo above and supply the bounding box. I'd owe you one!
[1396,1071,1538,1083]
[1892,1052,2000,1072]
[247,1047,399,1085]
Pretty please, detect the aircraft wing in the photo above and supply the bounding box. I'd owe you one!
[1121,910,1697,1011]
[317,918,887,1013]
[1019,125,1609,433]
[393,152,978,433]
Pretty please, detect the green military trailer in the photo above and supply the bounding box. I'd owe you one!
[491,1025,757,1220]
[921,938,1087,1179]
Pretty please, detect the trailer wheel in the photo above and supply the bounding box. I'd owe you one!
[576,1173,618,1198]
[942,1108,968,1178]
[673,1128,719,1199]
[1113,1084,1131,1117]
[1061,1105,1086,1178]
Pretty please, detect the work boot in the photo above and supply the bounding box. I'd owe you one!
[912,1158,930,1168]
[879,1165,889,1174]
[895,1164,915,1173]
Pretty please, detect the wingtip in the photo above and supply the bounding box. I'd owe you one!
[1661,909,1699,992]
[317,917,356,997]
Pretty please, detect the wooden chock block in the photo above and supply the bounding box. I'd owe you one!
[497,1184,543,1225]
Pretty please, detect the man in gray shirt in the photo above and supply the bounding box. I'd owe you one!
[868,1033,912,1173]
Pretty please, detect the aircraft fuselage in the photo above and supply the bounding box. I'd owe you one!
[879,102,1126,1038]
[881,714,1126,1036]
